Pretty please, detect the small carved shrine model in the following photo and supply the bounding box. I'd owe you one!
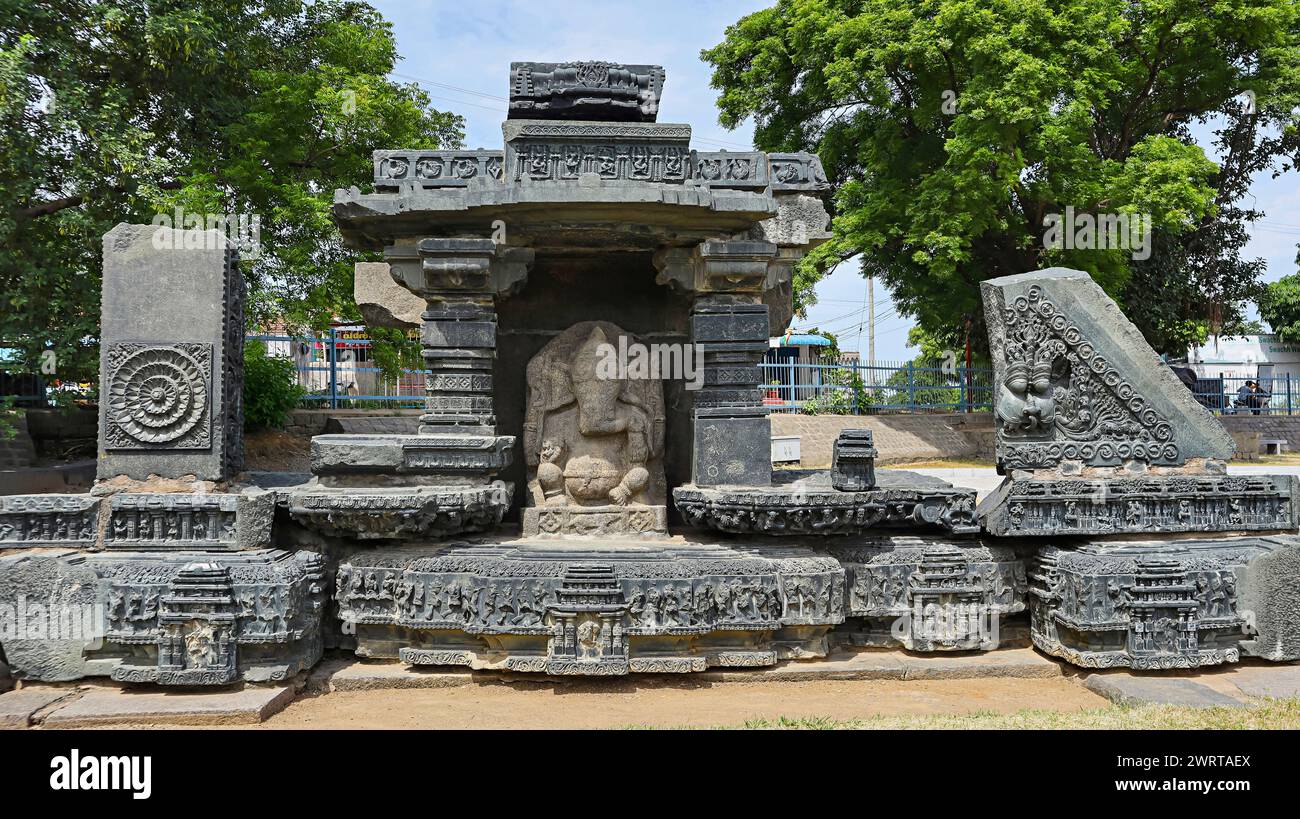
[1,62,1298,686]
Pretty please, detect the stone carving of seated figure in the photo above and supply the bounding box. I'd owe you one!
[525,321,666,510]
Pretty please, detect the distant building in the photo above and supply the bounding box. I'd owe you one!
[1187,334,1300,382]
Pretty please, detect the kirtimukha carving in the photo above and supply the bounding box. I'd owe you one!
[522,321,667,537]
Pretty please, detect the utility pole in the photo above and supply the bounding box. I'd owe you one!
[867,274,876,364]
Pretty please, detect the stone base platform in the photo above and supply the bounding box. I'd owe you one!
[0,548,328,686]
[673,469,979,536]
[315,645,1064,691]
[0,682,295,727]
[1030,534,1300,670]
[337,536,845,675]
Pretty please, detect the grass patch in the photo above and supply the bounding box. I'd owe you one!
[627,699,1300,730]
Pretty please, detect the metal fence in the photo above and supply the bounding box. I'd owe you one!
[10,336,1296,417]
[250,332,426,409]
[759,354,995,414]
[1183,373,1300,416]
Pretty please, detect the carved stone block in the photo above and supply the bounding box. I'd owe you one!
[98,223,244,481]
[1029,536,1300,669]
[0,495,100,550]
[980,474,1299,537]
[828,535,1027,652]
[831,429,877,491]
[287,483,513,540]
[335,539,844,675]
[982,268,1234,472]
[509,61,665,121]
[674,470,980,536]
[104,492,276,551]
[0,548,327,685]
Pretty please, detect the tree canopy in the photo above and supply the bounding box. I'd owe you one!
[1,0,461,384]
[703,0,1300,357]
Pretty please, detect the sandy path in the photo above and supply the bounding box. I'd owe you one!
[258,677,1107,729]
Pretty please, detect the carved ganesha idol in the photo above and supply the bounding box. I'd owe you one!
[523,321,667,537]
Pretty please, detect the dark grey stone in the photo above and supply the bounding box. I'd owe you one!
[98,223,244,481]
[982,267,1234,471]
[373,149,504,190]
[829,534,1027,652]
[0,495,99,550]
[309,434,514,481]
[104,491,275,551]
[979,473,1298,537]
[0,547,326,686]
[509,61,665,122]
[674,470,979,536]
[335,537,844,675]
[287,483,513,540]
[1029,536,1300,670]
[831,429,877,491]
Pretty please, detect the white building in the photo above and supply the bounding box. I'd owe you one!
[1187,334,1300,383]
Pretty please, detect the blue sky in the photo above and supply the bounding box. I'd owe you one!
[370,0,1300,359]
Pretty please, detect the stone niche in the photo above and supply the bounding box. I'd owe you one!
[496,253,693,524]
[521,320,668,537]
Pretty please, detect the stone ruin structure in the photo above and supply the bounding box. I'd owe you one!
[0,61,1297,686]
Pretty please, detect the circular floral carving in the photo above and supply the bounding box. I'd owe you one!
[109,347,208,444]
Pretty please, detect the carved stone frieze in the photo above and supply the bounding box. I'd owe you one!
[828,535,1027,652]
[334,540,844,675]
[0,495,100,550]
[673,471,980,536]
[980,474,1299,537]
[1028,536,1300,669]
[0,548,326,685]
[287,483,513,540]
[105,492,275,551]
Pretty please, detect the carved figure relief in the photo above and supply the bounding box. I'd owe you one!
[524,321,666,510]
[991,285,1177,467]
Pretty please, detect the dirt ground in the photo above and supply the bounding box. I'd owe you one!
[257,677,1108,730]
[243,428,312,472]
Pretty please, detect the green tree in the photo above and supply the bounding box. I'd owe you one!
[1,0,462,384]
[703,0,1300,356]
[1259,274,1300,343]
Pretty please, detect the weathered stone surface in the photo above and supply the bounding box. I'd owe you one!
[0,494,99,550]
[1029,535,1300,670]
[1219,663,1300,698]
[1,548,327,686]
[353,260,422,329]
[0,686,74,728]
[521,321,668,536]
[336,538,845,675]
[1083,674,1247,708]
[831,429,877,491]
[98,222,244,481]
[373,150,504,190]
[40,683,295,726]
[700,647,1060,683]
[105,491,275,550]
[828,534,1027,652]
[287,483,513,540]
[509,61,665,122]
[982,268,1234,471]
[980,473,1298,537]
[1236,537,1300,661]
[674,470,979,536]
[310,433,514,481]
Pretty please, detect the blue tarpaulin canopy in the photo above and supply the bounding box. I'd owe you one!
[771,333,833,347]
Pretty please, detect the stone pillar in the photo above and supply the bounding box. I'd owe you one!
[97,223,244,481]
[657,239,778,487]
[386,238,533,436]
